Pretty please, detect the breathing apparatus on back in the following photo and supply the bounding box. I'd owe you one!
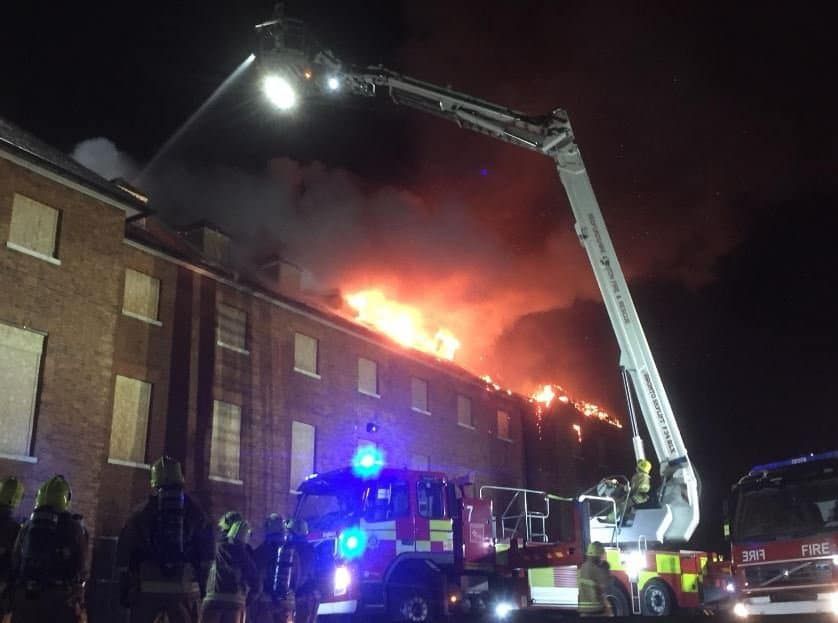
[19,475,72,595]
[150,456,186,576]
[263,513,295,599]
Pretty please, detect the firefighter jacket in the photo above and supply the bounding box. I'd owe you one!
[577,558,611,615]
[289,537,317,596]
[116,493,214,601]
[630,471,652,506]
[0,506,22,610]
[205,538,259,606]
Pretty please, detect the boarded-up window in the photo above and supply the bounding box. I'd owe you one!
[411,377,428,413]
[8,194,59,259]
[294,332,318,376]
[358,357,378,396]
[217,303,247,352]
[0,323,44,457]
[457,395,473,428]
[109,375,151,464]
[123,269,160,322]
[210,400,241,481]
[411,454,430,471]
[290,421,315,492]
[497,410,511,441]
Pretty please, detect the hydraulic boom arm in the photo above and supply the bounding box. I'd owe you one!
[256,15,699,542]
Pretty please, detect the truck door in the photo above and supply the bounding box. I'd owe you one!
[416,477,453,553]
[362,478,413,559]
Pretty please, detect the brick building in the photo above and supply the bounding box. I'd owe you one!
[0,117,630,618]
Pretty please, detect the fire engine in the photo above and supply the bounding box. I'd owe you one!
[295,460,727,619]
[253,8,718,618]
[727,451,838,617]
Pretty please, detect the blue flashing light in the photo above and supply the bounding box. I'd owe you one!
[479,167,489,177]
[749,450,838,475]
[338,527,368,560]
[352,444,385,479]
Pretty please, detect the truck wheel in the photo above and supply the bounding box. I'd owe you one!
[390,588,436,623]
[641,578,675,616]
[604,578,630,616]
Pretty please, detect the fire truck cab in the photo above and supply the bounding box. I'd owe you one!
[296,468,722,620]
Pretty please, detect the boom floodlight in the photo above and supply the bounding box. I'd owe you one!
[327,76,340,91]
[263,75,297,110]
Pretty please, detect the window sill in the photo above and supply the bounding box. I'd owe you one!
[6,241,61,266]
[209,475,244,485]
[294,367,321,380]
[217,340,250,356]
[0,451,37,464]
[498,437,514,444]
[107,458,150,470]
[411,407,432,416]
[457,422,476,431]
[122,310,162,326]
[358,389,380,399]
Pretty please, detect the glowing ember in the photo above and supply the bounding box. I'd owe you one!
[572,423,582,443]
[530,384,621,428]
[345,289,461,360]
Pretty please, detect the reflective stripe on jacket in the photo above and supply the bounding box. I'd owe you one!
[577,559,609,613]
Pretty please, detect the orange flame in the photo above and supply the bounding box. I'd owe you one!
[530,384,621,428]
[345,289,461,360]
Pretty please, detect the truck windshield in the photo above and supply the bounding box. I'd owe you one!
[297,491,360,530]
[734,475,838,541]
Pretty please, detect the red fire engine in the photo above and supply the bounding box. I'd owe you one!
[727,451,838,617]
[295,465,727,620]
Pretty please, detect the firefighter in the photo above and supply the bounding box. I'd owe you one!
[286,519,319,623]
[0,477,24,623]
[251,514,295,623]
[202,519,259,623]
[217,511,243,539]
[577,541,613,617]
[630,458,653,507]
[116,456,214,623]
[10,475,87,623]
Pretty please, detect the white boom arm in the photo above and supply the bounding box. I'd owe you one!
[256,16,699,542]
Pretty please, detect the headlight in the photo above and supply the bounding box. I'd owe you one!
[333,565,351,596]
[733,602,748,618]
[725,581,736,593]
[494,601,516,619]
[830,592,838,616]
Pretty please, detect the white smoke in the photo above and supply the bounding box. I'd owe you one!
[71,137,138,181]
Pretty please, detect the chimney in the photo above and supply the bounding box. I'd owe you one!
[258,254,302,298]
[181,221,232,266]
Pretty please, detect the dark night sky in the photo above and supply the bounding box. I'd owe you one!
[3,2,838,549]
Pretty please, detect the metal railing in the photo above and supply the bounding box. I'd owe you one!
[479,485,554,543]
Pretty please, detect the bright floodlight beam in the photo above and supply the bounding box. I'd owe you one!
[327,76,340,91]
[263,74,297,110]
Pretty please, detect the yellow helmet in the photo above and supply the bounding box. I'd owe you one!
[35,475,71,512]
[586,541,606,557]
[227,519,251,543]
[637,458,653,474]
[0,476,24,509]
[150,456,185,489]
[218,510,243,533]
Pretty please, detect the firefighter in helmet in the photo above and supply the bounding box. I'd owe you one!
[116,456,214,623]
[630,458,653,507]
[286,519,319,623]
[217,511,243,539]
[202,518,259,623]
[0,477,24,622]
[10,475,87,623]
[577,541,613,617]
[251,514,295,623]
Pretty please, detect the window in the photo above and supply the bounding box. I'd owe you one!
[123,268,160,325]
[457,395,473,428]
[294,332,319,377]
[108,375,151,465]
[216,303,248,354]
[210,400,241,483]
[411,377,429,413]
[497,410,511,441]
[364,480,409,522]
[0,323,44,458]
[290,421,316,493]
[411,453,430,471]
[7,194,60,264]
[357,357,379,397]
[417,478,446,519]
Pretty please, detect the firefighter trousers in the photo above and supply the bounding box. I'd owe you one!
[10,587,85,623]
[249,597,294,623]
[128,593,200,623]
[200,599,248,623]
